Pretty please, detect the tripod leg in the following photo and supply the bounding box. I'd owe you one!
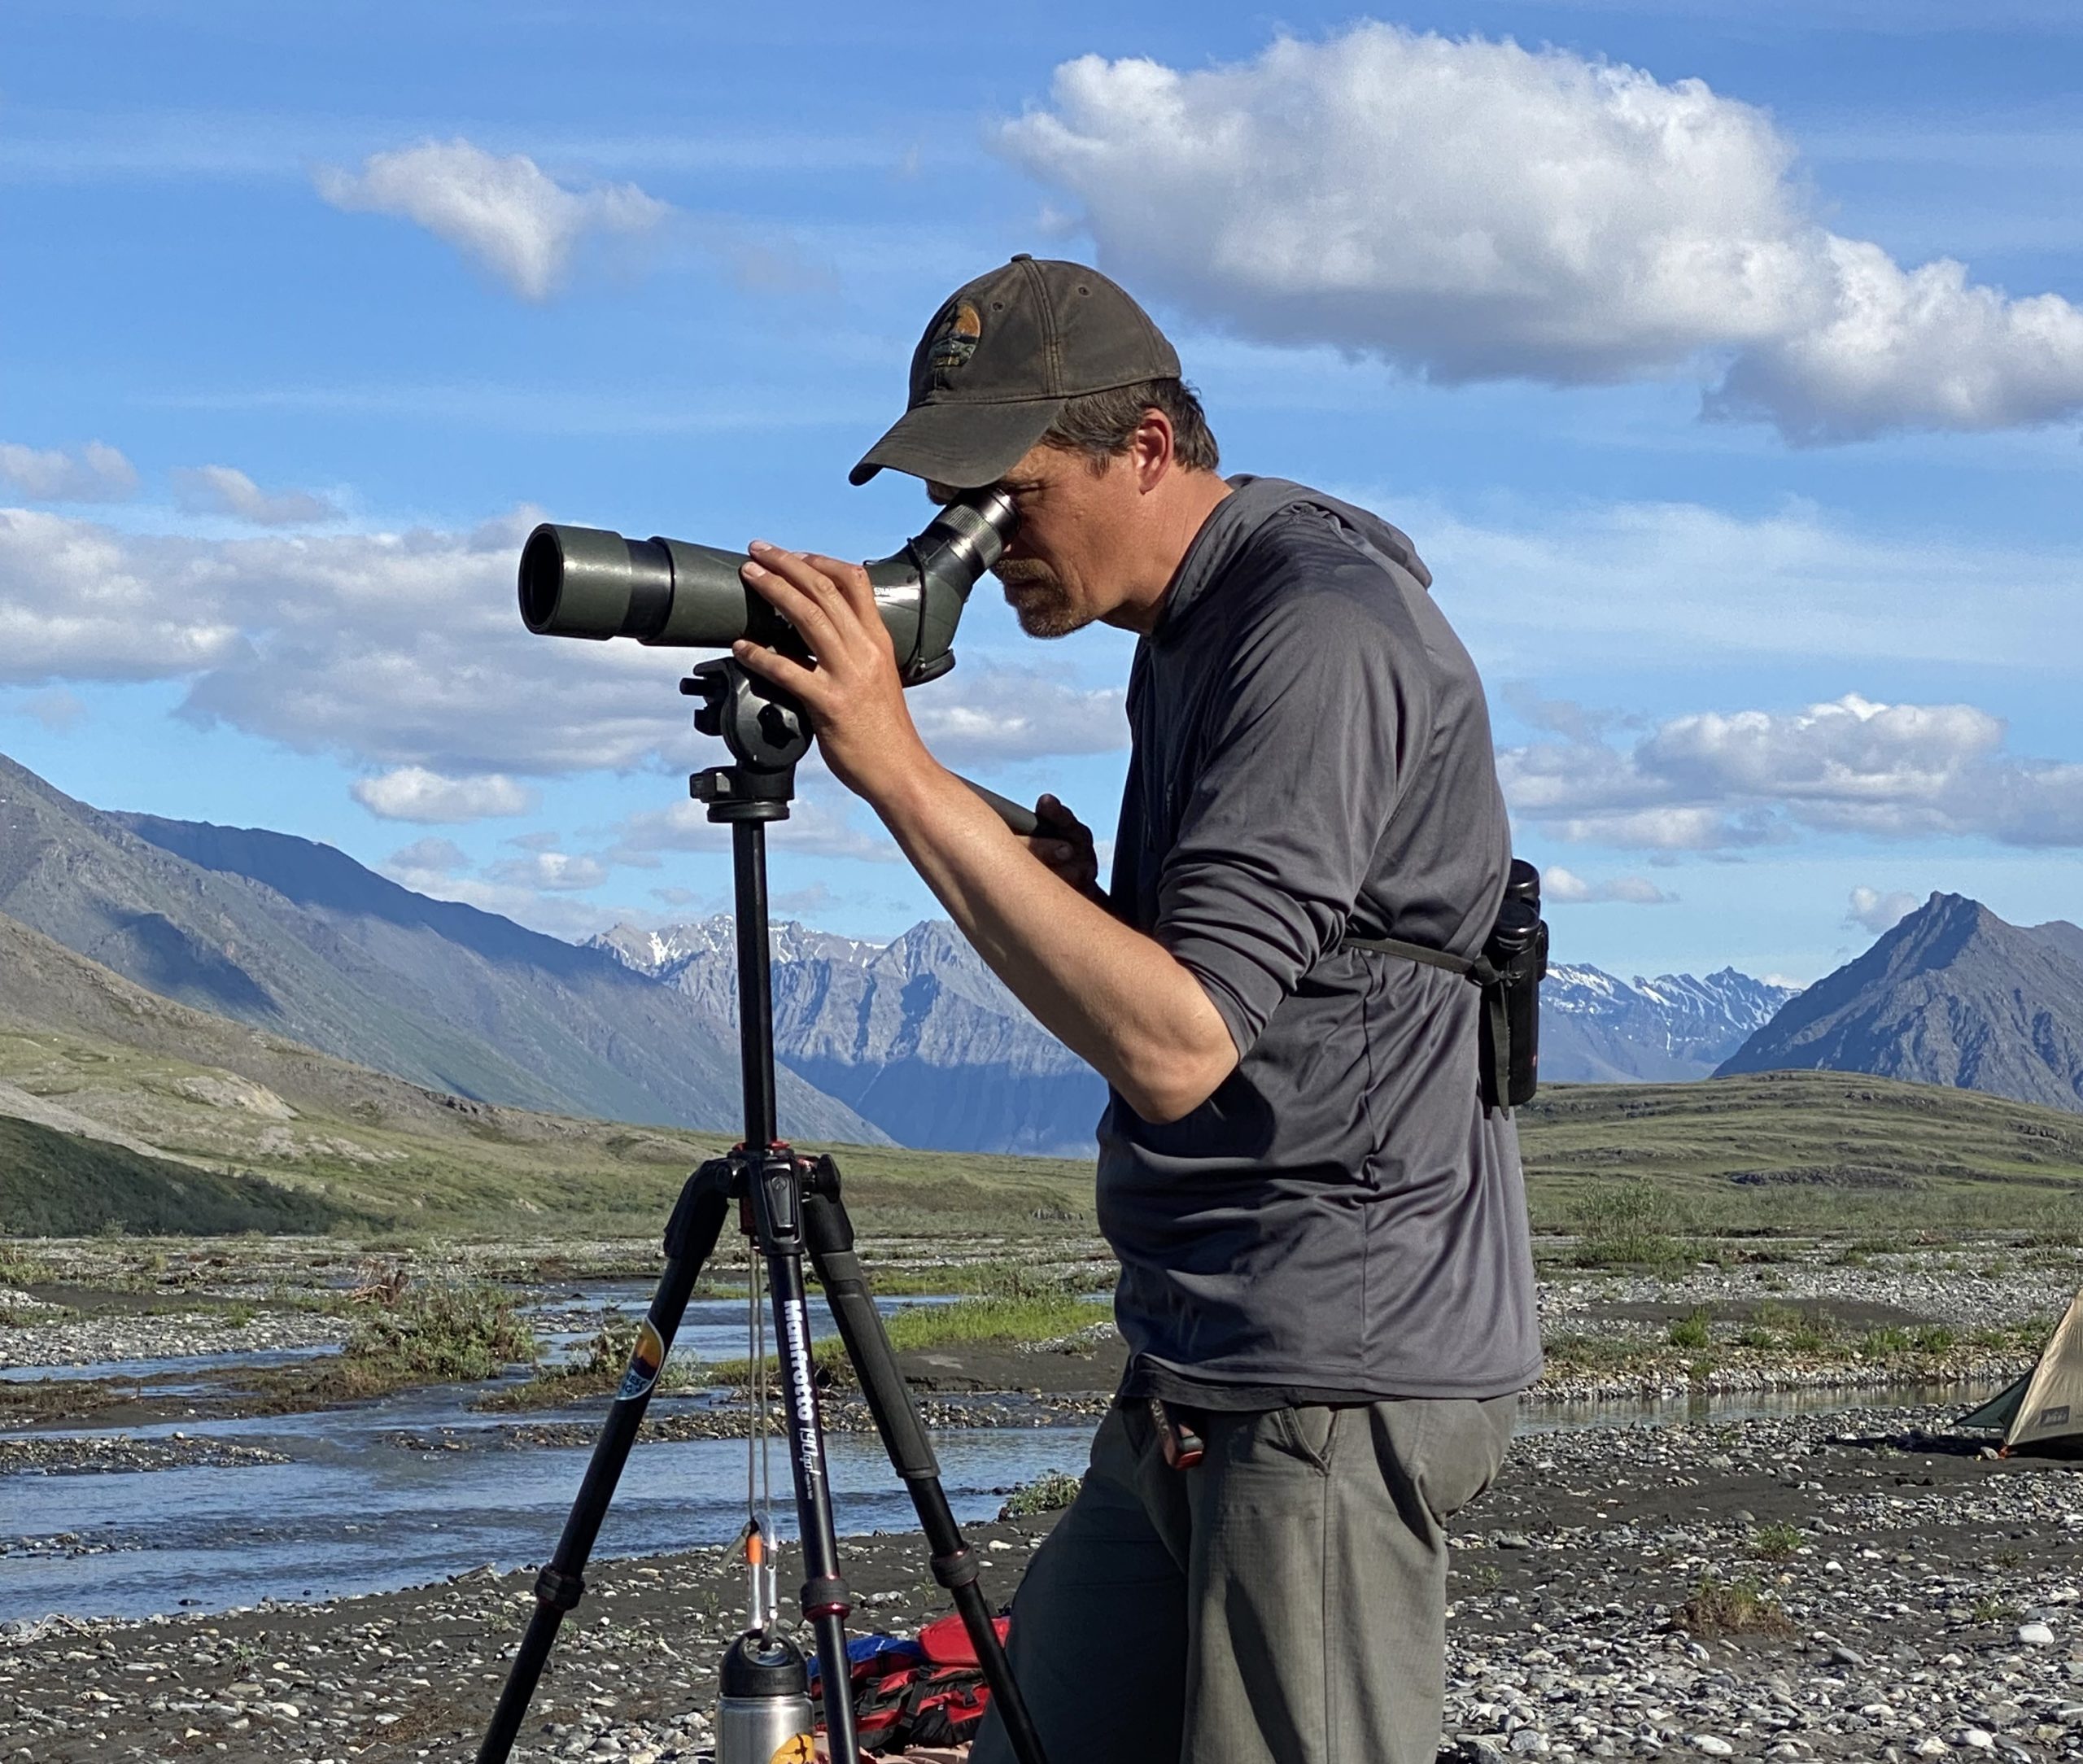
[801,1161,1052,1764]
[748,1148,862,1764]
[478,1162,735,1764]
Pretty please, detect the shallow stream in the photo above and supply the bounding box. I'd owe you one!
[2,1391,1094,1622]
[2,1290,2002,1625]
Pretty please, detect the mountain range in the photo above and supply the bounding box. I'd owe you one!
[1718,893,2083,1114]
[590,916,1109,1156]
[1540,965,1800,1083]
[585,922,1804,1140]
[7,749,2076,1145]
[0,754,880,1143]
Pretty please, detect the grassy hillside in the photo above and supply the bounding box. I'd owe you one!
[2,902,2080,1244]
[0,1024,1093,1240]
[1521,1072,2083,1237]
[0,1114,351,1236]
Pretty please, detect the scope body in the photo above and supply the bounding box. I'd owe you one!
[518,490,1018,687]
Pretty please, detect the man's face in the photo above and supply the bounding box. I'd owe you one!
[933,443,1142,640]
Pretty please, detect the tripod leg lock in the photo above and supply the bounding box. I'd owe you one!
[800,1574,852,1619]
[534,1566,586,1613]
[929,1547,980,1592]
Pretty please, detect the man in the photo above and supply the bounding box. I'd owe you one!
[733,255,1540,1764]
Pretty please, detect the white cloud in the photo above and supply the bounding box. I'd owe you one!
[910,666,1126,764]
[1001,25,2083,440]
[172,465,336,526]
[1504,692,2083,849]
[376,849,629,941]
[0,505,691,769]
[487,850,609,892]
[0,507,1142,780]
[0,509,244,682]
[1543,866,1677,905]
[1845,885,1920,935]
[3,688,85,731]
[1543,806,1780,852]
[352,766,538,823]
[314,138,669,301]
[602,796,898,867]
[386,836,469,876]
[773,881,841,917]
[0,441,138,502]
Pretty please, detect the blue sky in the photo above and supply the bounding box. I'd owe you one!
[2,0,2079,985]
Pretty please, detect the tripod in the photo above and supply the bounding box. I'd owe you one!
[478,657,1048,1764]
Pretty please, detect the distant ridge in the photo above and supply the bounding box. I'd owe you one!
[591,915,1109,1156]
[0,908,1096,1234]
[1716,893,2083,1115]
[1541,964,1800,1082]
[0,753,882,1142]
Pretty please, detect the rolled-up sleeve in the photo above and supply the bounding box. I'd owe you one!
[1155,584,1421,1059]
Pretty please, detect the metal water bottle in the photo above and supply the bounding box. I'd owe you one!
[717,1629,815,1764]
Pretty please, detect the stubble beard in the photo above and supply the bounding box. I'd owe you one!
[993,559,1090,640]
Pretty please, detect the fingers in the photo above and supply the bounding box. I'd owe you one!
[1021,831,1101,893]
[800,550,883,630]
[730,639,819,703]
[744,544,892,664]
[742,548,844,658]
[1033,791,1092,836]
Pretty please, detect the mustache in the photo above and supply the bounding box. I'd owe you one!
[993,558,1059,587]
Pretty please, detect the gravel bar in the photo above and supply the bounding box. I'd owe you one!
[7,1401,2083,1760]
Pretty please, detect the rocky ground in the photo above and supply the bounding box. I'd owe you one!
[0,1285,347,1373]
[7,1239,2079,1433]
[5,1404,2083,1760]
[9,1237,2083,1758]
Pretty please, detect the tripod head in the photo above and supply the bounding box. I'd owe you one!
[683,657,808,823]
[679,657,1041,836]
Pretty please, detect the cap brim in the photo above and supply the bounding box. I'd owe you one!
[848,396,1066,488]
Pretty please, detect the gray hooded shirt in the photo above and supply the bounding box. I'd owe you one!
[1100,477,1542,1407]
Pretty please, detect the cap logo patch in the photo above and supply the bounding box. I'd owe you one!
[927,300,983,387]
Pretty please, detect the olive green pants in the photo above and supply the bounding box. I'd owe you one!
[970,1394,1513,1764]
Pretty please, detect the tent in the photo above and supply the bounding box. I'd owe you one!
[1961,1287,2083,1454]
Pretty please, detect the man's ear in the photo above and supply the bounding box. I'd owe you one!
[1131,409,1175,494]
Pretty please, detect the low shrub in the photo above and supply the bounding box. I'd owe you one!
[1666,1308,1713,1351]
[1749,1522,1803,1561]
[1571,1185,1688,1268]
[344,1281,536,1382]
[1679,1570,1793,1639]
[998,1469,1083,1519]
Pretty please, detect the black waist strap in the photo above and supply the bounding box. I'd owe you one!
[1340,933,1476,976]
[1341,934,1509,1109]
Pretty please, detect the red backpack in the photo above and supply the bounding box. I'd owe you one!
[814,1612,1011,1754]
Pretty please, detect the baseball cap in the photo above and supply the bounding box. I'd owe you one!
[849,255,1181,489]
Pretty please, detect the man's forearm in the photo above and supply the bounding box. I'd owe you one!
[871,762,1237,1123]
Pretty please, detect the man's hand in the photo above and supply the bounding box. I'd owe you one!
[1026,793,1104,904]
[731,541,928,805]
[733,543,1235,1123]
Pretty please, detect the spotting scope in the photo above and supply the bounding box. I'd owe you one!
[517,489,1018,686]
